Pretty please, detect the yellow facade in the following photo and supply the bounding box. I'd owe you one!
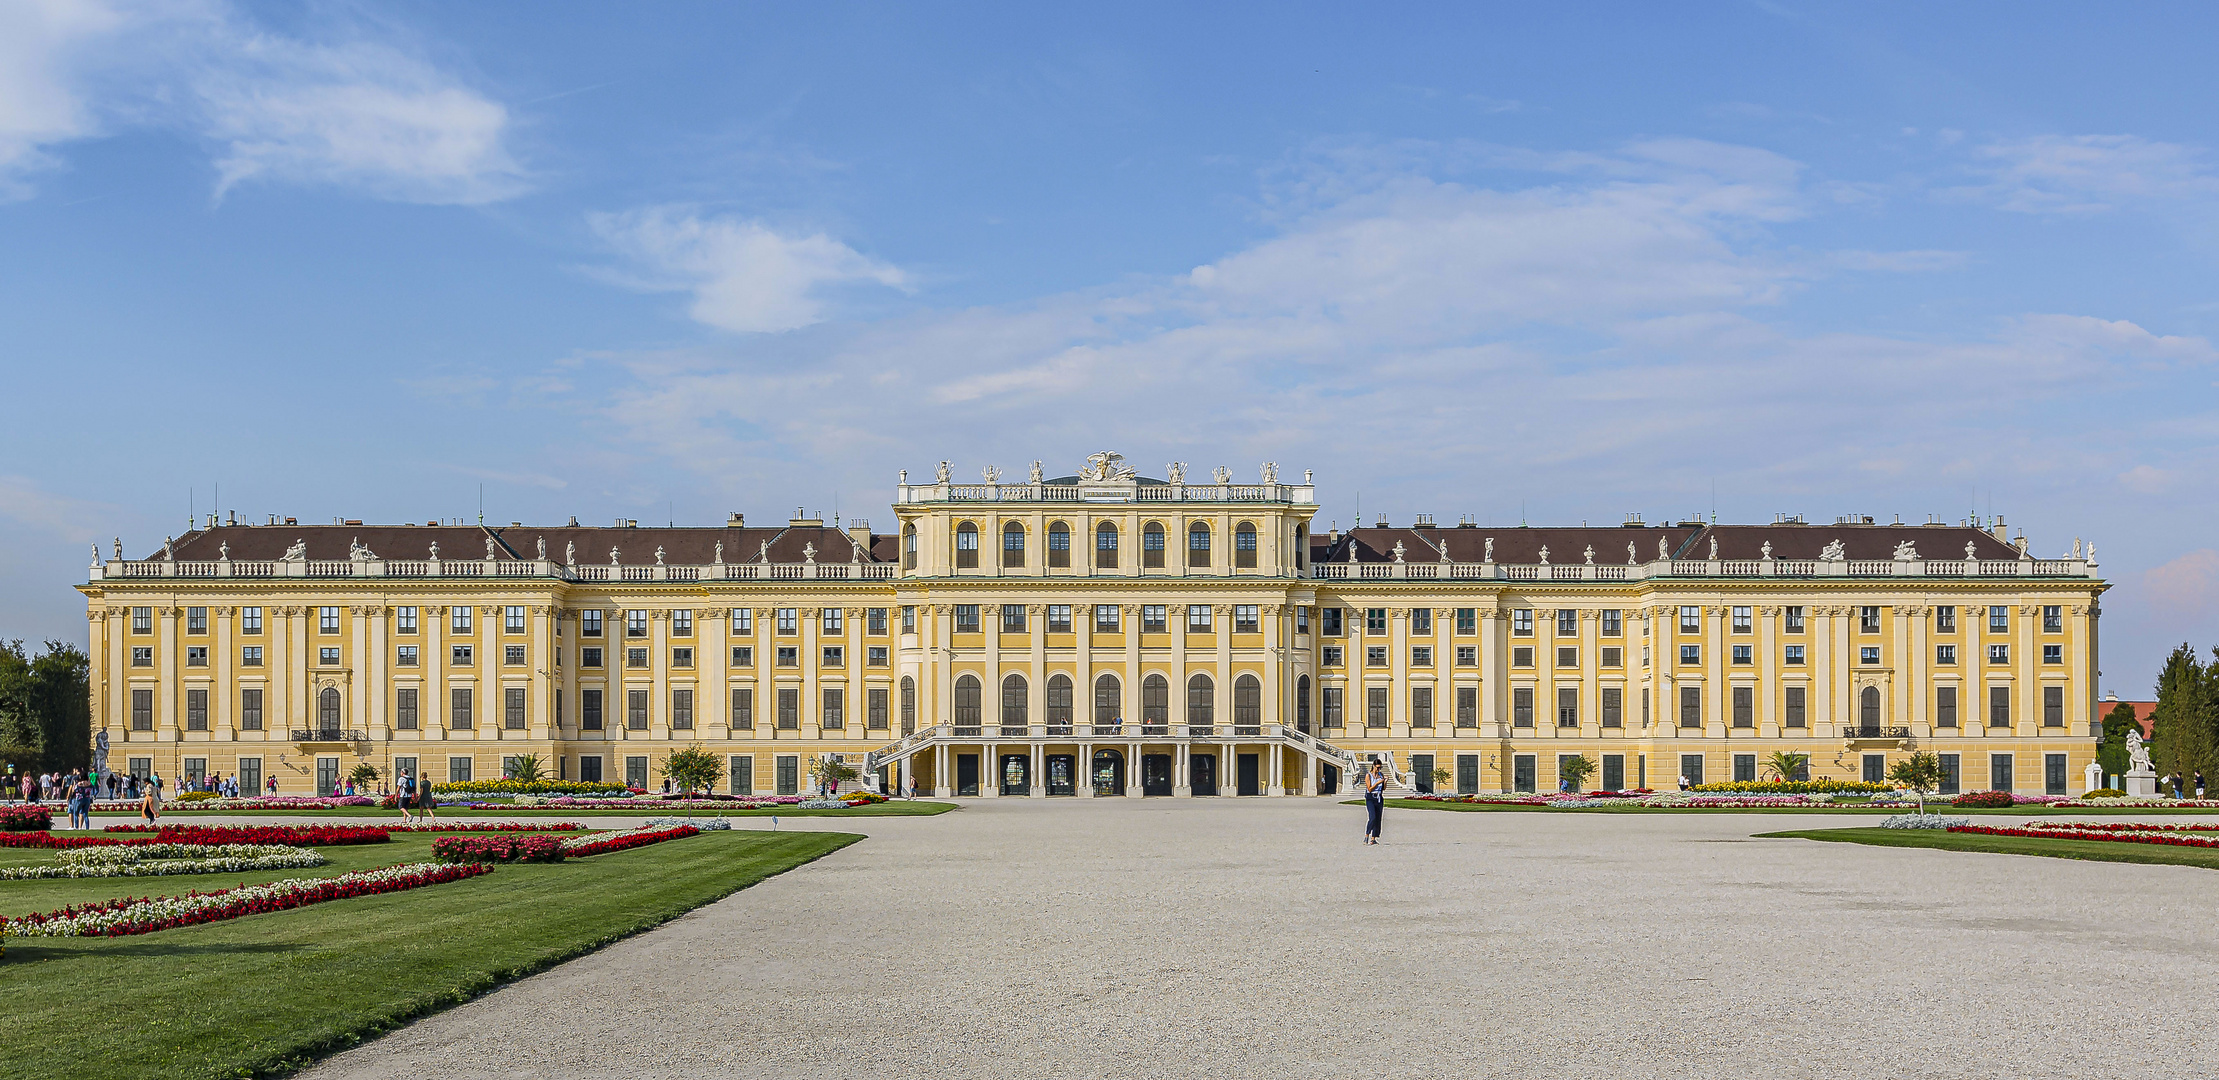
[78,454,2105,799]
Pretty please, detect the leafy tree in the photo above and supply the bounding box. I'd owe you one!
[502,753,547,783]
[2097,701,2142,783]
[348,763,380,790]
[808,754,860,796]
[1764,751,1811,782]
[660,746,724,802]
[1557,754,1597,792]
[1430,766,1454,792]
[1887,751,1944,814]
[0,640,89,775]
[2151,644,2218,792]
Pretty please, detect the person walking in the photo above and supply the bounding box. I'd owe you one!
[396,770,416,823]
[1363,761,1387,845]
[417,773,438,822]
[2198,771,2207,800]
[67,776,92,830]
[138,780,159,825]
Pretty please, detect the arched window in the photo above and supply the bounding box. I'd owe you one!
[1002,522,1026,567]
[1143,522,1167,567]
[1189,522,1212,567]
[899,676,917,734]
[1296,675,1312,732]
[1860,685,1881,726]
[1001,674,1029,728]
[1234,674,1261,727]
[1048,521,1071,568]
[1187,673,1214,726]
[1096,522,1119,568]
[903,524,918,570]
[1046,674,1073,727]
[1235,522,1258,568]
[318,686,341,730]
[954,522,979,568]
[1294,525,1307,572]
[954,675,981,727]
[1142,674,1169,724]
[1094,674,1120,725]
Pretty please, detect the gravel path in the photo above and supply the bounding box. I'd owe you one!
[298,800,2213,1079]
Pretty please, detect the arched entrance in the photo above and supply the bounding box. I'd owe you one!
[1090,749,1124,796]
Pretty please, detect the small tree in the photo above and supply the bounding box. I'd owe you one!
[1764,751,1810,783]
[659,747,725,812]
[1430,766,1453,792]
[1887,751,1944,814]
[347,762,380,792]
[502,753,547,783]
[1558,754,1597,793]
[809,755,860,797]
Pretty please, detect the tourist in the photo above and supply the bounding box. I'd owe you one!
[397,770,416,823]
[2198,772,2208,800]
[417,774,438,822]
[267,775,278,797]
[138,780,159,824]
[1678,774,1691,792]
[1363,761,1386,845]
[67,776,91,830]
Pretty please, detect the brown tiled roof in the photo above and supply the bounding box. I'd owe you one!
[1316,523,2020,564]
[155,524,887,564]
[1685,524,2020,562]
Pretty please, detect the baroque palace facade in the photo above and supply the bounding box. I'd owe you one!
[79,453,2106,800]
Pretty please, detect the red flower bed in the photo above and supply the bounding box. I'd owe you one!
[1,862,491,938]
[1950,824,2219,849]
[101,825,391,846]
[0,805,53,832]
[431,835,568,864]
[384,822,583,833]
[0,831,150,850]
[562,826,698,858]
[2020,821,2219,833]
[1951,790,2017,808]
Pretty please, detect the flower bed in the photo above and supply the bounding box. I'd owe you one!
[560,825,698,858]
[2015,821,2219,834]
[1949,824,2219,849]
[507,796,804,810]
[102,825,391,846]
[0,862,489,938]
[2057,796,2219,809]
[0,805,54,831]
[1690,780,1892,795]
[1880,814,1972,829]
[0,843,328,879]
[88,795,382,813]
[383,822,584,833]
[1951,791,2017,808]
[431,779,634,797]
[643,817,731,831]
[430,835,568,865]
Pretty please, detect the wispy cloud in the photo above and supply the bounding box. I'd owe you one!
[588,206,910,333]
[0,0,124,198]
[1955,134,2219,213]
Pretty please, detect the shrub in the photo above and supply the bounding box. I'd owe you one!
[430,835,567,864]
[0,805,53,832]
[2082,788,2125,799]
[1951,790,2016,808]
[174,791,222,803]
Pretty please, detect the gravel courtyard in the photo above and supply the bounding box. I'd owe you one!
[302,800,2214,1079]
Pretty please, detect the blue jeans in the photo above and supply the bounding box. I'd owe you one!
[1365,792,1384,838]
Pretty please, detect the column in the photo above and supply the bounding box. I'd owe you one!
[799,607,818,740]
[350,606,370,736]
[158,606,180,748]
[425,605,444,738]
[214,607,234,740]
[530,605,553,741]
[1480,606,1501,731]
[1963,598,1985,740]
[2017,603,2038,739]
[1030,741,1042,798]
[1388,607,1408,737]
[1705,605,1726,739]
[1080,741,1095,797]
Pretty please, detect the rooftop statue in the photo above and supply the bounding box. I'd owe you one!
[1966,541,1977,561]
[1079,451,1135,482]
[1538,545,1550,565]
[1819,538,1846,561]
[1627,542,1637,565]
[1212,465,1231,483]
[1584,544,1594,565]
[1261,462,1278,483]
[982,465,1001,483]
[281,538,307,562]
[565,541,576,567]
[1167,461,1185,484]
[713,540,724,564]
[654,546,666,565]
[935,460,951,483]
[1892,539,1920,560]
[1484,537,1494,561]
[1028,460,1043,484]
[537,536,547,559]
[429,541,440,560]
[1760,540,1772,560]
[1658,535,1670,560]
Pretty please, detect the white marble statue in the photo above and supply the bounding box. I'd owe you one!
[758,540,770,562]
[713,540,723,564]
[1212,465,1231,484]
[610,546,621,566]
[1583,544,1595,565]
[2128,728,2154,773]
[1892,539,1919,561]
[1080,451,1134,481]
[1391,541,1406,563]
[803,542,817,564]
[1484,537,1494,561]
[428,541,440,560]
[1658,536,1670,560]
[1760,540,1772,560]
[1708,537,1718,560]
[1028,460,1043,484]
[1627,542,1637,565]
[349,536,376,560]
[113,537,124,562]
[935,460,951,483]
[1819,538,1846,561]
[90,543,101,567]
[1261,462,1278,483]
[982,464,1002,483]
[536,536,547,559]
[565,541,576,566]
[1538,545,1550,565]
[281,538,307,561]
[162,536,175,560]
[654,546,666,565]
[1167,461,1186,484]
[1965,540,1977,561]
[218,541,228,560]
[485,537,497,560]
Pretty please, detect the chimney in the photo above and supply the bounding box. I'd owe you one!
[848,520,872,555]
[1991,515,2008,540]
[727,512,745,527]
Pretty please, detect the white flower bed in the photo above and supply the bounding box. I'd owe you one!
[643,817,731,831]
[2,862,461,937]
[1879,814,1972,829]
[0,843,327,879]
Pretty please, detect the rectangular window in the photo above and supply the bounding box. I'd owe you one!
[241,688,264,730]
[1679,606,1700,632]
[626,610,648,638]
[627,647,649,668]
[1366,646,1388,667]
[1457,646,1477,666]
[131,646,151,667]
[2045,752,2068,796]
[1363,608,1386,634]
[505,686,527,730]
[186,606,207,634]
[868,646,889,666]
[953,605,980,633]
[1990,752,2014,792]
[1512,609,1533,636]
[1557,687,1578,728]
[775,755,799,795]
[1732,645,1752,665]
[823,646,844,667]
[2043,644,2062,665]
[452,607,471,633]
[1594,608,1619,636]
[1366,686,1389,728]
[1860,606,1881,633]
[671,647,693,668]
[1990,605,2010,632]
[661,608,688,636]
[1935,605,1955,633]
[731,687,753,728]
[721,608,747,636]
[581,646,602,668]
[1457,686,1477,727]
[1784,606,1804,633]
[504,605,526,633]
[1189,526,1211,568]
[627,756,649,789]
[672,689,693,730]
[554,688,563,727]
[393,688,414,730]
[582,609,603,636]
[776,646,798,667]
[1512,688,1533,728]
[450,687,473,729]
[1784,686,1806,728]
[1679,645,1700,666]
[131,688,153,730]
[1321,686,1344,728]
[393,645,414,667]
[1936,686,1957,727]
[451,644,473,666]
[1601,687,1622,728]
[578,756,603,783]
[241,606,263,634]
[1734,754,1757,783]
[1642,688,1650,726]
[186,646,207,667]
[1512,646,1533,668]
[582,689,603,730]
[1296,607,1310,635]
[1784,645,1805,666]
[1731,686,1753,728]
[1554,609,1575,636]
[132,606,153,634]
[778,688,799,729]
[2043,605,2062,633]
[1411,686,1433,728]
[730,755,753,795]
[1411,646,1432,667]
[1046,605,1073,633]
[715,645,741,668]
[1679,686,1701,728]
[2043,685,2064,727]
[1555,646,1577,668]
[1322,646,1343,667]
[1411,608,1432,634]
[319,647,340,666]
[1234,605,1259,633]
[1989,686,2011,727]
[506,644,527,666]
[320,606,341,633]
[1142,606,1168,633]
[1002,606,1027,633]
[1323,608,1344,636]
[1732,607,1752,633]
[1094,605,1120,632]
[1048,526,1071,567]
[1937,644,1956,665]
[388,606,415,634]
[449,757,473,784]
[868,687,889,730]
[184,689,207,730]
[1456,608,1477,634]
[1860,646,1880,665]
[1679,754,1704,787]
[816,608,840,635]
[1989,644,2010,665]
[627,688,649,730]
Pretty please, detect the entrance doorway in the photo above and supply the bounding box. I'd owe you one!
[1091,750,1125,796]
[1319,762,1340,795]
[316,756,340,797]
[1000,755,1031,795]
[1190,753,1218,796]
[1045,754,1076,796]
[1141,754,1174,796]
[955,754,980,797]
[1237,753,1261,796]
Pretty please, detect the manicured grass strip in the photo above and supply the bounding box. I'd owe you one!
[1366,798,2219,815]
[1756,826,2219,871]
[89,800,960,819]
[0,830,859,1080]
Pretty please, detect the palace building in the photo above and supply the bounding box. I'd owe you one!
[78,452,2106,800]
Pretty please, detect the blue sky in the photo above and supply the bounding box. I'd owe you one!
[4,1,2217,693]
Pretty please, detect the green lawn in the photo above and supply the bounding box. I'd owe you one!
[1368,798,2219,815]
[90,799,958,820]
[1758,826,2219,871]
[0,828,859,1080]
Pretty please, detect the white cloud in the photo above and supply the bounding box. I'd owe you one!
[2118,465,2175,495]
[0,474,115,545]
[0,0,524,204]
[2145,550,2219,616]
[1959,134,2219,213]
[589,206,910,334]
